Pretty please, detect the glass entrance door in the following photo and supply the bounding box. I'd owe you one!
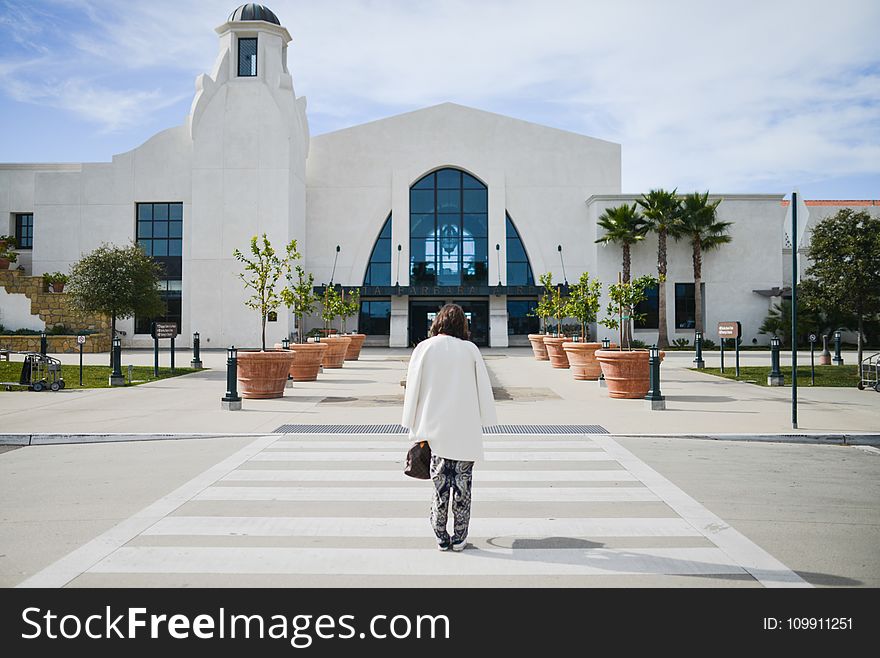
[408,300,444,347]
[456,300,489,346]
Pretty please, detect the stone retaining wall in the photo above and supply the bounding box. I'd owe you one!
[0,270,110,353]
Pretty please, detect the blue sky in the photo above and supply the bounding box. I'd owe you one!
[1,0,878,199]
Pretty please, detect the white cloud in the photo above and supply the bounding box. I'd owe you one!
[0,0,877,193]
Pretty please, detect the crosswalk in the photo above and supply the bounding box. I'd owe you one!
[22,434,809,587]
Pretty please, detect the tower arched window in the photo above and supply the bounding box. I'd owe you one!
[505,214,534,286]
[410,168,488,286]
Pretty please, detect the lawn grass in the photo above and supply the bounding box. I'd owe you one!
[0,362,200,391]
[693,365,864,387]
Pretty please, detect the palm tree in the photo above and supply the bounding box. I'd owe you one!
[638,188,681,348]
[677,192,732,334]
[595,203,648,283]
[596,203,648,345]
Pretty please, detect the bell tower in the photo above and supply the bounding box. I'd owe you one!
[187,4,309,347]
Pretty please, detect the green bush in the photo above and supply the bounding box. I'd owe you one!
[673,338,690,348]
[630,339,647,349]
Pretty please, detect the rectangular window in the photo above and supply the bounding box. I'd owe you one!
[675,283,696,330]
[135,203,183,334]
[238,37,257,76]
[507,299,539,335]
[358,300,391,335]
[635,284,659,329]
[15,213,33,249]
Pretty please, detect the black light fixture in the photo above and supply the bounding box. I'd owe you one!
[496,243,502,286]
[329,245,341,285]
[602,337,610,349]
[282,337,290,349]
[227,345,237,360]
[557,244,568,286]
[395,244,402,287]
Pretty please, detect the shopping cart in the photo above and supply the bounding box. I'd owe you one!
[0,352,66,391]
[857,352,880,392]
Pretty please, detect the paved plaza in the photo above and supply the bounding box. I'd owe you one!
[1,348,878,587]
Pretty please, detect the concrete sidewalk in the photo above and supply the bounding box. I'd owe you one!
[0,348,877,436]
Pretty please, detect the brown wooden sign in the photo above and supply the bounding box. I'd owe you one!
[718,321,741,338]
[153,322,178,339]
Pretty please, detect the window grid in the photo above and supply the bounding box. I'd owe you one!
[505,215,534,286]
[410,169,488,287]
[635,284,659,329]
[135,202,183,335]
[358,300,391,335]
[15,213,33,249]
[238,37,257,77]
[364,214,392,286]
[675,283,696,329]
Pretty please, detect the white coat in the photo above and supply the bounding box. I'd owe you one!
[401,334,497,462]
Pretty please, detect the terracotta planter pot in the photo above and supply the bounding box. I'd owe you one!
[50,283,65,293]
[0,258,10,270]
[528,334,549,360]
[236,349,296,399]
[543,336,570,368]
[286,342,328,381]
[344,333,366,360]
[595,349,665,399]
[321,336,352,368]
[562,342,601,380]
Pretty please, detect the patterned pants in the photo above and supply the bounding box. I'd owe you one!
[429,455,474,545]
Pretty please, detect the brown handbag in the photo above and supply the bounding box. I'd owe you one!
[404,440,432,479]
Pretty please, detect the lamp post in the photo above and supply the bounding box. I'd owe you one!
[557,245,568,286]
[190,331,203,369]
[221,346,242,410]
[768,336,784,386]
[109,336,125,387]
[645,344,665,410]
[693,330,705,369]
[395,244,402,288]
[832,330,843,366]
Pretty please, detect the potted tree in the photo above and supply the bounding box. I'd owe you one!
[542,284,570,368]
[320,285,351,368]
[280,258,327,381]
[0,235,14,252]
[562,272,606,380]
[528,272,554,360]
[232,234,297,398]
[340,288,366,360]
[595,274,664,398]
[43,272,70,293]
[0,249,17,270]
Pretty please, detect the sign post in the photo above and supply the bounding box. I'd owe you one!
[718,322,741,377]
[77,334,86,386]
[152,322,178,375]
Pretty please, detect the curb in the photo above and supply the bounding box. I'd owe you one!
[0,433,267,446]
[1,432,879,447]
[610,433,880,446]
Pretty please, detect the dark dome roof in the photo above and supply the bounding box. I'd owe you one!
[228,4,280,25]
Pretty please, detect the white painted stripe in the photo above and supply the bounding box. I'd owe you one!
[193,486,658,503]
[592,436,810,588]
[145,516,702,538]
[89,546,745,577]
[16,434,283,588]
[222,469,639,483]
[273,441,603,450]
[251,451,615,462]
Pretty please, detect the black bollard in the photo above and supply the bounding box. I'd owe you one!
[109,336,125,387]
[693,330,705,369]
[768,336,784,386]
[40,331,47,356]
[832,330,843,366]
[645,344,665,410]
[221,346,242,410]
[191,331,203,369]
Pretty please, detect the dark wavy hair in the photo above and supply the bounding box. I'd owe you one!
[429,303,470,341]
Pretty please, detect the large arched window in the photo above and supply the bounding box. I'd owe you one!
[505,214,534,286]
[364,214,392,286]
[410,168,488,286]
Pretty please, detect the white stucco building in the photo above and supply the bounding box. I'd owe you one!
[2,4,877,349]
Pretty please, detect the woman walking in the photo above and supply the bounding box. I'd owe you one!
[402,304,497,551]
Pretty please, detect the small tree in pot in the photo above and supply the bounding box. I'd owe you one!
[232,234,297,398]
[527,272,556,360]
[339,288,366,360]
[279,260,327,381]
[543,283,571,368]
[319,285,351,368]
[596,274,663,398]
[562,272,604,380]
